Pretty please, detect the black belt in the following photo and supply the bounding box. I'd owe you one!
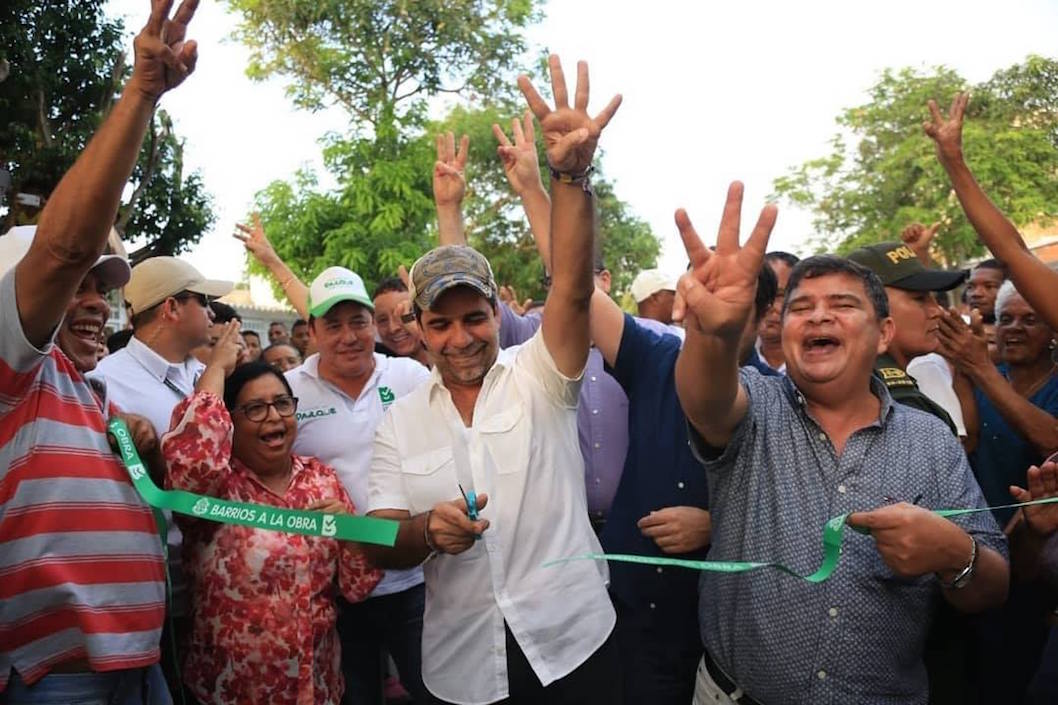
[703,650,763,705]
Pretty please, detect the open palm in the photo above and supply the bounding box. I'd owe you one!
[517,55,621,174]
[675,183,778,340]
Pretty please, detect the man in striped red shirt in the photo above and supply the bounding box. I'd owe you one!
[0,1,200,701]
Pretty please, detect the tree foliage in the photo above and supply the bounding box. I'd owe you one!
[232,0,658,298]
[772,55,1058,264]
[0,0,215,259]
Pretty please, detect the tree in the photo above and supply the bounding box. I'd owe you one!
[0,0,215,259]
[231,0,658,297]
[772,56,1058,264]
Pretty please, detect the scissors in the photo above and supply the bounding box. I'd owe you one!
[459,483,479,521]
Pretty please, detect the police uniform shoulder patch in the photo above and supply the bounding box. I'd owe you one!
[878,367,915,388]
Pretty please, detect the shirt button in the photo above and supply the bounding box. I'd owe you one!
[590,375,597,382]
[817,432,827,442]
[837,485,847,494]
[649,602,656,610]
[828,607,839,618]
[592,409,599,415]
[593,442,600,449]
[817,670,827,680]
[656,567,663,574]
[594,478,601,484]
[677,481,685,489]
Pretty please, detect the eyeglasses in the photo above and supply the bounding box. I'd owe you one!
[236,395,299,422]
[174,291,212,308]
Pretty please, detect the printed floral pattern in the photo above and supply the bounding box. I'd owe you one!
[163,391,381,705]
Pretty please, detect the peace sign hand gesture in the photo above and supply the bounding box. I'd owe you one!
[924,92,969,166]
[673,182,778,341]
[128,0,200,103]
[517,56,621,175]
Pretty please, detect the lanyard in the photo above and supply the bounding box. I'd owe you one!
[108,418,399,546]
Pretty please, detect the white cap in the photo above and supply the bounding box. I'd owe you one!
[125,256,233,315]
[630,268,677,303]
[307,266,374,318]
[0,225,131,291]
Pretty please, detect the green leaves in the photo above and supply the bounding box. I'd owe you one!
[772,56,1058,265]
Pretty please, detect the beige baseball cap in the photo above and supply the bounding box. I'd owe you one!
[0,225,131,291]
[125,256,233,315]
[630,268,677,303]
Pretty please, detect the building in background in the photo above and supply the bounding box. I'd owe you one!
[219,283,298,337]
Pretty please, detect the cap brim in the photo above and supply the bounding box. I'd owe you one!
[416,275,494,310]
[890,268,968,292]
[90,255,131,291]
[308,293,375,318]
[187,278,234,299]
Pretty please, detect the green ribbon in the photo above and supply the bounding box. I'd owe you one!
[545,499,1058,581]
[108,418,399,546]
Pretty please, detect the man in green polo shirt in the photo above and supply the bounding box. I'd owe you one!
[847,242,968,435]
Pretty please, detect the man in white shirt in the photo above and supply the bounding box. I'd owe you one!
[90,255,231,697]
[285,266,432,705]
[366,57,623,705]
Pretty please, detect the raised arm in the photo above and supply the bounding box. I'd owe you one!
[434,132,469,246]
[15,0,199,348]
[925,93,1058,332]
[235,213,308,319]
[674,183,777,448]
[518,56,621,377]
[901,222,941,267]
[493,113,553,271]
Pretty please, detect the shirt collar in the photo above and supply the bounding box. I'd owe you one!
[301,352,385,401]
[782,373,895,426]
[126,335,197,383]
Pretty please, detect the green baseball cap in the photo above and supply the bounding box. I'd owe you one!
[307,266,374,317]
[408,245,497,310]
[846,242,967,292]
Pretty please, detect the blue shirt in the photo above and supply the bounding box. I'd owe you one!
[600,315,708,641]
[971,364,1058,524]
[690,368,1006,705]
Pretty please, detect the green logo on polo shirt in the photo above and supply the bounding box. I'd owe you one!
[378,386,395,408]
[297,406,337,421]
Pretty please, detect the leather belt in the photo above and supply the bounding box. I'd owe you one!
[703,650,763,705]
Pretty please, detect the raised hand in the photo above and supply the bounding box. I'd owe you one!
[234,213,280,267]
[433,132,469,207]
[208,320,243,377]
[493,113,544,195]
[517,56,621,175]
[128,0,200,102]
[1010,460,1058,537]
[937,307,990,375]
[924,92,969,165]
[901,221,941,262]
[673,182,778,340]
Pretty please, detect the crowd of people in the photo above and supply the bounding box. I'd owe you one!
[3,2,1058,704]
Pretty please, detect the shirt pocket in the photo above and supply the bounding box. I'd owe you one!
[478,403,528,475]
[401,447,457,514]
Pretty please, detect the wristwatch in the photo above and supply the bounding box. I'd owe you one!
[939,535,977,589]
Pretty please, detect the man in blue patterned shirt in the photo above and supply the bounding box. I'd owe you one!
[673,183,1009,705]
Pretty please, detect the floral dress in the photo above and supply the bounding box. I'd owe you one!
[162,391,381,705]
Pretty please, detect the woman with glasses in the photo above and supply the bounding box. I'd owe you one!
[162,322,381,705]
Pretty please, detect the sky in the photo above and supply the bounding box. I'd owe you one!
[104,0,1058,303]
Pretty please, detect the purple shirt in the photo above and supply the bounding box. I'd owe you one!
[499,304,628,519]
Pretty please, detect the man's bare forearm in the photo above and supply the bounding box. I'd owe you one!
[675,328,744,447]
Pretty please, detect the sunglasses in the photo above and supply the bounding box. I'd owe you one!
[173,291,213,308]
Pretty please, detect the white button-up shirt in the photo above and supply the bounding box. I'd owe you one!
[288,352,430,597]
[91,336,203,434]
[369,331,616,705]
